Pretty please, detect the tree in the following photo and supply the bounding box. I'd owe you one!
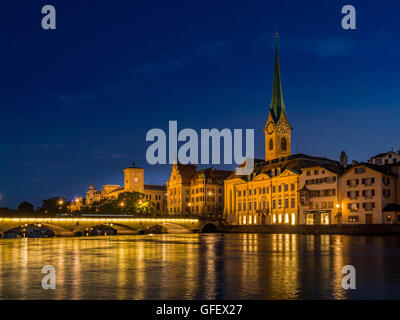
[83,192,152,215]
[18,201,34,213]
[39,197,67,214]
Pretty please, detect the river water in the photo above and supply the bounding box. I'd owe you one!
[0,233,400,299]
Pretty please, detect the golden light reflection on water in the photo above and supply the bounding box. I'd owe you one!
[0,234,398,299]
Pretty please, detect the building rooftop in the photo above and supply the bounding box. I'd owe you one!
[226,153,343,181]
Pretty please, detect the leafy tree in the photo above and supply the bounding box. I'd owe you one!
[39,197,67,214]
[83,192,153,215]
[17,201,34,213]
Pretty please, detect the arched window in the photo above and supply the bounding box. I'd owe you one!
[269,138,274,151]
[281,137,287,151]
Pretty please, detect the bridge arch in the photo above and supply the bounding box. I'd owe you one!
[201,223,218,233]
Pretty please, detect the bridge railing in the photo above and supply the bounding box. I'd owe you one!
[0,211,222,221]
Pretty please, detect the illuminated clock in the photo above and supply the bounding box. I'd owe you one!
[276,119,290,135]
[266,122,275,135]
[133,177,139,183]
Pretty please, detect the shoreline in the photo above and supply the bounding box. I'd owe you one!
[3,224,400,238]
[221,224,400,235]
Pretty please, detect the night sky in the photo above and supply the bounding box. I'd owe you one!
[1,0,399,208]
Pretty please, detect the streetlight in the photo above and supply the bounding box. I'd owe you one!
[120,202,125,207]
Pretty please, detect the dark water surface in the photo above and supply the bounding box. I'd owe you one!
[0,233,400,299]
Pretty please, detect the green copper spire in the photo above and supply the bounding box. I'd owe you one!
[270,34,285,123]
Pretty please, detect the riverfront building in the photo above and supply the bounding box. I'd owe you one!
[85,163,167,214]
[166,162,232,217]
[223,37,400,226]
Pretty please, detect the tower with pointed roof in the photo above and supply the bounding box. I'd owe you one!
[264,34,291,161]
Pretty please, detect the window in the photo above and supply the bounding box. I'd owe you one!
[362,177,375,185]
[314,170,319,175]
[284,184,288,192]
[363,202,375,211]
[272,186,276,193]
[269,138,274,150]
[291,183,295,191]
[291,198,295,208]
[347,179,359,186]
[249,189,252,196]
[262,187,266,194]
[347,203,360,211]
[348,216,359,223]
[306,171,311,176]
[278,199,282,208]
[254,189,257,195]
[243,191,246,196]
[355,167,366,174]
[254,202,257,210]
[284,198,289,208]
[362,190,375,198]
[249,202,252,210]
[243,202,246,210]
[383,177,390,186]
[383,189,391,198]
[238,191,241,197]
[272,200,276,209]
[278,185,282,192]
[281,137,287,151]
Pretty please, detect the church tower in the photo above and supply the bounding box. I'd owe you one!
[264,34,292,161]
[123,162,145,193]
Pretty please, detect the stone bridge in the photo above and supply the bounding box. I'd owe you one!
[0,216,223,237]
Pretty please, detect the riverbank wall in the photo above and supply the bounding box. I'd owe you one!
[221,224,400,235]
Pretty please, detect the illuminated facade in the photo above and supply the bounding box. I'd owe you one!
[299,166,341,225]
[166,163,232,217]
[85,163,166,214]
[224,37,343,225]
[339,163,397,224]
[223,38,400,225]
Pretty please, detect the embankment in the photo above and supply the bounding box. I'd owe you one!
[222,224,400,235]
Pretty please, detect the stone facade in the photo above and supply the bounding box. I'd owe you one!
[340,164,397,224]
[85,164,166,214]
[166,163,232,217]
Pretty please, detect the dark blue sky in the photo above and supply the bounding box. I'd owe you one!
[1,0,399,208]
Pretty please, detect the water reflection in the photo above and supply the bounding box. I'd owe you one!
[0,234,399,299]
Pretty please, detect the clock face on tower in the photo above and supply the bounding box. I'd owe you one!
[133,177,139,183]
[266,122,275,135]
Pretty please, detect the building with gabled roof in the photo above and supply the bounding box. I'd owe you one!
[166,163,232,217]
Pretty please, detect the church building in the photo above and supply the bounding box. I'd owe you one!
[223,37,343,225]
